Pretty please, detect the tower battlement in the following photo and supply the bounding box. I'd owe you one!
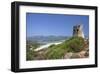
[73,25,84,38]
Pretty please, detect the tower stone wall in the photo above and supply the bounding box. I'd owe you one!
[73,25,84,38]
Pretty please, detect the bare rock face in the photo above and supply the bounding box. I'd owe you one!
[77,50,88,58]
[63,52,73,59]
[63,52,81,59]
[70,53,81,58]
[63,50,89,59]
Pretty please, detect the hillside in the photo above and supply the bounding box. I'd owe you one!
[45,37,89,59]
[26,37,89,60]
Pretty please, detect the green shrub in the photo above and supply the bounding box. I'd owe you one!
[26,41,40,60]
[66,37,85,52]
[45,37,85,59]
[48,44,55,48]
[26,50,34,60]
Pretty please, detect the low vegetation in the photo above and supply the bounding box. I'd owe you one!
[26,41,40,60]
[26,37,88,60]
[45,37,86,59]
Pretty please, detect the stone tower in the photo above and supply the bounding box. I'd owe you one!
[73,25,84,38]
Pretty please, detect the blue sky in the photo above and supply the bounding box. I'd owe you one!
[26,13,89,37]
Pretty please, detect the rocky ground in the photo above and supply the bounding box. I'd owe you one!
[63,50,89,59]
